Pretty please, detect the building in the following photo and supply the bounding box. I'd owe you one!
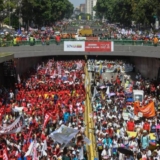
[85,0,97,18]
[92,0,97,19]
[80,4,85,13]
[85,0,92,14]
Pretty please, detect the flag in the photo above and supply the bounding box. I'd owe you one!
[25,141,34,157]
[134,101,155,118]
[73,72,76,81]
[3,146,8,160]
[17,74,21,84]
[17,29,21,35]
[41,140,47,156]
[83,137,91,145]
[106,86,110,95]
[49,125,79,146]
[93,86,98,97]
[42,113,50,129]
[33,140,38,160]
[0,106,5,120]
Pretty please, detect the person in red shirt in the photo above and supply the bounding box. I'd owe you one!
[55,35,61,45]
[127,118,135,131]
[143,120,150,132]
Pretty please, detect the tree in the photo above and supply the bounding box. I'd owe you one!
[95,0,160,26]
[0,0,17,26]
[20,0,73,27]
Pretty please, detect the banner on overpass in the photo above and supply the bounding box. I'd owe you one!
[85,41,114,52]
[64,41,114,52]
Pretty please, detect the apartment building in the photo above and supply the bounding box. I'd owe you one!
[85,0,97,18]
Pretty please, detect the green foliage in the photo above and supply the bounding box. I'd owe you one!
[20,0,73,26]
[95,0,160,26]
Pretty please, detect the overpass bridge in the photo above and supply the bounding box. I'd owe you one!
[0,40,160,79]
[0,41,159,58]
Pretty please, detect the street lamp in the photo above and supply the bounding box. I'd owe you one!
[8,0,10,27]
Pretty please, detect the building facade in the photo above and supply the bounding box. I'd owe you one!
[85,0,97,18]
[80,4,85,13]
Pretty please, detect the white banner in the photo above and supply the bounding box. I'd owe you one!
[0,116,24,134]
[64,41,85,52]
[49,125,79,146]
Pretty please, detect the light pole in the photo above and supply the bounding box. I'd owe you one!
[9,0,10,27]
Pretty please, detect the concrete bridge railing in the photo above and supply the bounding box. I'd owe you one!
[0,41,159,58]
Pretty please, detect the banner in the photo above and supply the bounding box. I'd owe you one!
[0,116,24,134]
[134,101,155,118]
[86,37,99,41]
[49,125,79,146]
[85,41,114,52]
[64,41,85,52]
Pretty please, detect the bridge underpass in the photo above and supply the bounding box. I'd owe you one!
[0,42,159,79]
[0,43,160,58]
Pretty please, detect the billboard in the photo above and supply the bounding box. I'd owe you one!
[64,41,114,52]
[64,41,85,52]
[85,41,114,52]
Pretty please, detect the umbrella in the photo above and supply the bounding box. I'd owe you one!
[126,98,133,102]
[100,86,106,89]
[117,147,133,155]
[108,92,116,97]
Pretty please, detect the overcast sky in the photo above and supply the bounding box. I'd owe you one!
[69,0,85,7]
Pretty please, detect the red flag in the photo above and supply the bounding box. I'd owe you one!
[0,106,4,120]
[42,113,50,129]
[33,140,38,160]
[3,146,8,160]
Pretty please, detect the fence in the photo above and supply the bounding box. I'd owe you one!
[0,39,157,47]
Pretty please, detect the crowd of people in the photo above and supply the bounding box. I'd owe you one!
[87,59,134,73]
[0,59,90,160]
[89,59,160,160]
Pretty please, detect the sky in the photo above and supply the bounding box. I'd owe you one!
[69,0,85,7]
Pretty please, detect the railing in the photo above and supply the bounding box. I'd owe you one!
[0,39,158,47]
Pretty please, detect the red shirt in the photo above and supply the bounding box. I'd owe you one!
[143,122,150,131]
[127,121,135,131]
[56,35,60,42]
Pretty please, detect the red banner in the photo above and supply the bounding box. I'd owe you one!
[86,37,99,41]
[85,41,114,52]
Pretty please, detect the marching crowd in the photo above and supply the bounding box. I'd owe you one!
[90,59,160,160]
[0,59,89,160]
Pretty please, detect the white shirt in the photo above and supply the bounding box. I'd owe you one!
[101,149,107,156]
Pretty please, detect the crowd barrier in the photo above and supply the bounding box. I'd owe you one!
[85,64,98,160]
[0,39,158,47]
